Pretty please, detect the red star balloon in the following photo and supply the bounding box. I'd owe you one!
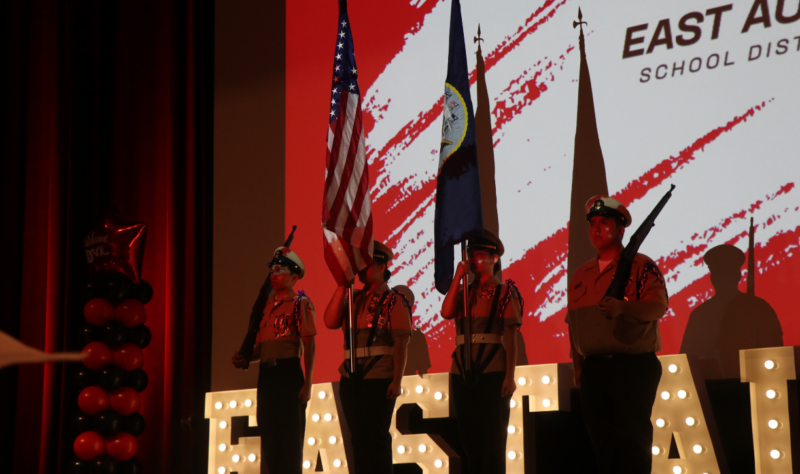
[84,213,147,283]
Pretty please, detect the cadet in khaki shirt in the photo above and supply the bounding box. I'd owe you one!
[566,196,668,474]
[324,241,412,474]
[441,230,523,474]
[232,247,315,474]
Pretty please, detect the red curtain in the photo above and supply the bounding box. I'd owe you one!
[1,1,213,472]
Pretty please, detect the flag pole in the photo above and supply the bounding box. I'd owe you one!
[461,241,472,376]
[347,284,357,379]
[748,217,755,296]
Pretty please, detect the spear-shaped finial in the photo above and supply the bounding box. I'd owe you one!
[474,24,484,52]
[573,7,587,30]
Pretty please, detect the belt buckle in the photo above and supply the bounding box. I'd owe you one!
[601,354,613,360]
[266,358,278,367]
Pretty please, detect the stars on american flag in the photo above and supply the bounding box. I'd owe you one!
[329,12,360,123]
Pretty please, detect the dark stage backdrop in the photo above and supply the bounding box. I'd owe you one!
[0,1,214,473]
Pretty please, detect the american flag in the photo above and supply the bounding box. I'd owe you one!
[322,1,373,286]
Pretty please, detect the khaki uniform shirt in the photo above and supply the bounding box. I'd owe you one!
[566,253,668,357]
[450,276,522,375]
[338,283,413,379]
[256,288,316,361]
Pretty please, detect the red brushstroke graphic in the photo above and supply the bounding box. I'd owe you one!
[286,0,797,381]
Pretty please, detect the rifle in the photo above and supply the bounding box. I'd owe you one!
[604,184,675,302]
[460,241,474,387]
[238,225,298,369]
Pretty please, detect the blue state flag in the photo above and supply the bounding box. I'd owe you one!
[434,0,484,294]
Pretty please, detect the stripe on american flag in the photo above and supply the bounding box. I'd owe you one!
[322,8,373,287]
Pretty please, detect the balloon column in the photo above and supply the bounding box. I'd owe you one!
[71,214,149,474]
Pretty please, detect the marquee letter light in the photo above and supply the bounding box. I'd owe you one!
[651,354,729,474]
[393,372,457,472]
[740,346,799,474]
[301,382,349,471]
[204,388,261,474]
[504,363,565,473]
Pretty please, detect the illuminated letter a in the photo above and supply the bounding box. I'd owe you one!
[651,355,730,474]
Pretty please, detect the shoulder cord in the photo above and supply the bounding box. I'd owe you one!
[498,280,524,317]
[291,290,307,334]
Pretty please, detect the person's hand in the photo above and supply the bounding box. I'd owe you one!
[454,260,470,282]
[501,375,517,397]
[298,382,312,403]
[231,351,248,369]
[386,380,403,400]
[598,296,623,320]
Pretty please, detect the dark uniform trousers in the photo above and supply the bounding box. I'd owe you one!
[450,371,511,474]
[257,358,307,474]
[580,352,662,474]
[339,376,397,474]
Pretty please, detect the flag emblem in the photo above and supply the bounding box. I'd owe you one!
[440,83,469,169]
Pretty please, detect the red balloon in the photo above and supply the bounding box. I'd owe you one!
[84,212,147,283]
[109,387,140,415]
[82,342,112,370]
[106,432,137,461]
[112,343,144,371]
[114,299,147,327]
[83,298,115,326]
[78,386,109,414]
[74,431,106,460]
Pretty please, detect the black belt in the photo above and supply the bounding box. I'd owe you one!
[260,357,300,367]
[587,352,655,360]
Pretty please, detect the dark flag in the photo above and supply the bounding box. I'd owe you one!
[568,8,610,283]
[434,0,483,294]
[747,217,755,296]
[474,24,499,238]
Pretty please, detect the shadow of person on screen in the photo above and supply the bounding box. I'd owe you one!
[404,329,432,376]
[680,244,783,379]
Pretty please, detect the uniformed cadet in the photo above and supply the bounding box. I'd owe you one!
[232,247,316,474]
[441,230,523,474]
[323,241,413,474]
[566,196,668,474]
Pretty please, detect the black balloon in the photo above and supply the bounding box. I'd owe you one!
[86,278,106,301]
[104,274,136,304]
[71,412,95,434]
[75,367,99,390]
[118,458,143,474]
[126,325,151,349]
[101,321,127,348]
[67,458,92,474]
[122,369,148,393]
[92,455,119,474]
[94,410,122,437]
[77,323,102,346]
[120,412,146,437]
[99,364,125,392]
[134,280,153,304]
